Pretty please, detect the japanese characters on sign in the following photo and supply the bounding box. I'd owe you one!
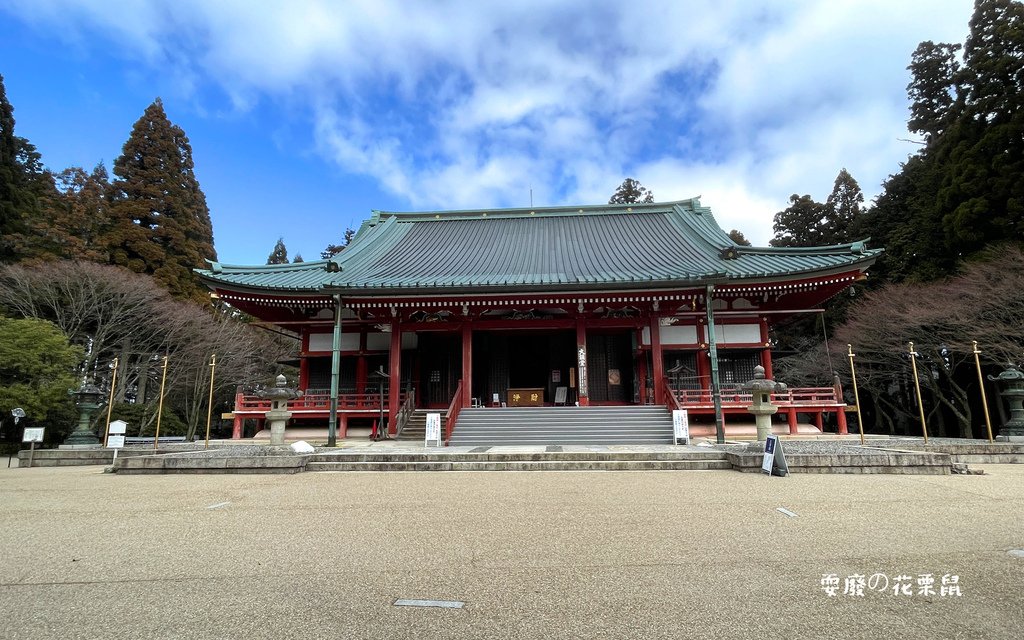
[425,412,441,447]
[22,428,44,443]
[672,410,689,445]
[821,572,962,597]
[577,346,588,396]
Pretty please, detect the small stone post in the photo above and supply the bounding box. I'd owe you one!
[742,365,788,442]
[256,375,302,446]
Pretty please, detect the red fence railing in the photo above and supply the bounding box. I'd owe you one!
[671,387,840,408]
[234,391,407,413]
[444,380,464,445]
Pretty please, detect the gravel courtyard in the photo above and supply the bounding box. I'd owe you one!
[1,465,1021,639]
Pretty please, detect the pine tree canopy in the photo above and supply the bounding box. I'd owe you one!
[608,178,655,204]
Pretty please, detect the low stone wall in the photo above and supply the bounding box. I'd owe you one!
[17,448,180,467]
[726,447,952,475]
[114,448,309,474]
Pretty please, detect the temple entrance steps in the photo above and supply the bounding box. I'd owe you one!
[395,410,447,441]
[448,406,674,446]
[304,449,730,472]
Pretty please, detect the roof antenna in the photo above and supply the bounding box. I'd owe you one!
[530,186,533,208]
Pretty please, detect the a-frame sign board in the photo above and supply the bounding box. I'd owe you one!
[761,435,789,477]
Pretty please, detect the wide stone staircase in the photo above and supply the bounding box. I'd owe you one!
[448,406,674,446]
[395,410,447,441]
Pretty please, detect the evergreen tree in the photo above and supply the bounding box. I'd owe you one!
[771,170,865,247]
[608,178,654,204]
[0,74,45,263]
[292,254,304,263]
[321,227,356,259]
[727,229,752,246]
[770,195,828,247]
[108,99,216,303]
[266,238,288,264]
[824,168,865,243]
[22,164,112,264]
[939,0,1024,253]
[907,41,963,144]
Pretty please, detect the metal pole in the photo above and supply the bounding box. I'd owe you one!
[103,357,119,447]
[327,294,343,447]
[28,441,35,468]
[204,354,216,450]
[908,341,929,444]
[847,345,865,446]
[705,285,725,444]
[154,356,168,450]
[973,341,994,442]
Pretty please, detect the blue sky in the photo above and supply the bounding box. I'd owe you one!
[1,1,973,264]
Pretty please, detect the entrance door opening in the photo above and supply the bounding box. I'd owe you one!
[473,331,575,406]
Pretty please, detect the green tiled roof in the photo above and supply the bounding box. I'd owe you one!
[197,199,881,295]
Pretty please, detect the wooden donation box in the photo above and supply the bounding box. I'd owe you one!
[508,388,544,406]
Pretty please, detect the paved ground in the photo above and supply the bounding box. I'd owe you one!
[0,465,1021,639]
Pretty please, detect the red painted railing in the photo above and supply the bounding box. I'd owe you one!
[234,391,406,413]
[662,378,683,412]
[671,386,840,408]
[444,379,464,445]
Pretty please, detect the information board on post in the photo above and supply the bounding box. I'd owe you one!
[22,428,44,443]
[22,428,44,469]
[672,410,690,445]
[425,412,442,447]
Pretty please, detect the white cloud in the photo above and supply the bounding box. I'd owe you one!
[5,0,977,243]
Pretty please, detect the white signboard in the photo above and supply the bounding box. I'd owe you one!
[22,428,44,443]
[762,435,789,477]
[425,412,442,447]
[108,420,128,435]
[672,410,690,445]
[107,435,126,449]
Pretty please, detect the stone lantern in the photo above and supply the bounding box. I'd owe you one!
[742,365,788,442]
[988,364,1024,439]
[61,380,104,447]
[256,375,303,446]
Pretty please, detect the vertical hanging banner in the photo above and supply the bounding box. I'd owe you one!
[425,412,442,447]
[762,435,789,477]
[672,410,690,445]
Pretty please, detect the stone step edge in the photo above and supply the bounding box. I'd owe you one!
[305,460,733,472]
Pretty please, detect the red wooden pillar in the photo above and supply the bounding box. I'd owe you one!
[814,411,823,432]
[340,415,349,439]
[576,316,589,406]
[650,315,665,405]
[387,320,402,434]
[787,407,798,434]
[637,326,649,405]
[837,408,849,434]
[355,329,368,395]
[461,320,472,407]
[298,331,309,391]
[232,415,243,439]
[760,319,774,380]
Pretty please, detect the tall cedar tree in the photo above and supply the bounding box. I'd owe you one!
[266,238,289,264]
[771,169,864,247]
[22,164,113,264]
[870,0,1024,283]
[109,99,216,303]
[608,178,654,204]
[0,74,47,263]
